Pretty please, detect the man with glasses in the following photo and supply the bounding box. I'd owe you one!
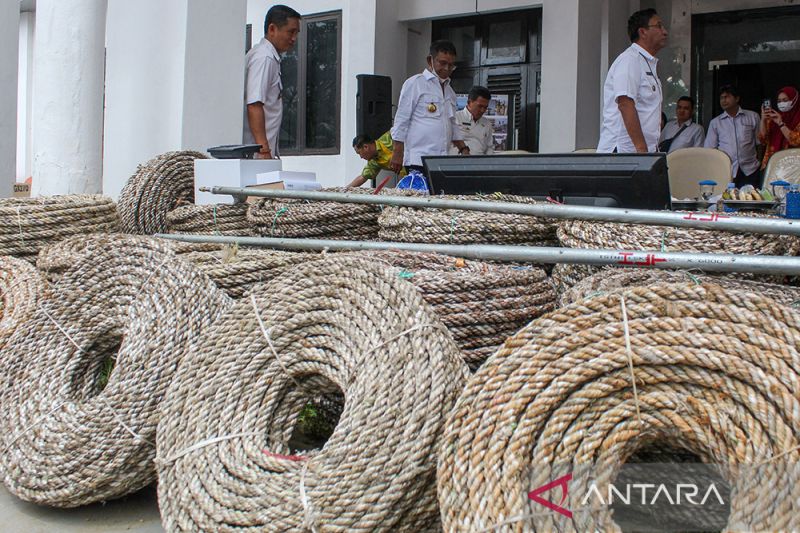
[347,132,406,188]
[390,40,470,177]
[598,8,668,153]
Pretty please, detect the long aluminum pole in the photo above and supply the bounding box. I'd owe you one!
[202,186,800,237]
[156,233,800,276]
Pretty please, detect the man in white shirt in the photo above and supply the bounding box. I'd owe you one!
[390,40,470,175]
[451,86,494,155]
[243,5,301,159]
[597,8,668,153]
[659,96,705,152]
[704,85,762,188]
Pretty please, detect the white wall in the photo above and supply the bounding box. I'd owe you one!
[1,3,20,198]
[182,0,247,151]
[104,0,246,199]
[16,13,34,184]
[398,0,475,21]
[247,0,378,187]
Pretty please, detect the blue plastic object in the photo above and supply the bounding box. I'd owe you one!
[396,170,429,194]
[785,184,800,219]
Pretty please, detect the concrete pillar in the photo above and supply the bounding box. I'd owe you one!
[31,0,107,196]
[0,1,19,198]
[103,0,247,200]
[539,0,603,152]
[17,13,35,185]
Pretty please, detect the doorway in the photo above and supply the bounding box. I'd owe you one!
[693,6,800,128]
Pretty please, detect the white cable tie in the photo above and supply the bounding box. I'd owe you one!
[39,304,86,354]
[100,397,156,447]
[2,400,68,454]
[250,293,304,391]
[299,460,320,533]
[619,295,643,427]
[156,432,264,466]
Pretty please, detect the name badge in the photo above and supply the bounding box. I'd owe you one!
[427,103,437,113]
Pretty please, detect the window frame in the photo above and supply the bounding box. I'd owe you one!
[281,10,342,156]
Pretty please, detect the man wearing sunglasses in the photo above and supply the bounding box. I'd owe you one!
[390,40,470,177]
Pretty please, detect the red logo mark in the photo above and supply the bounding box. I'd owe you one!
[682,212,729,222]
[617,252,667,267]
[528,473,573,519]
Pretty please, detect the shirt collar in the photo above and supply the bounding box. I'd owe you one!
[720,107,743,120]
[423,68,450,87]
[676,119,694,127]
[261,38,281,62]
[631,42,657,63]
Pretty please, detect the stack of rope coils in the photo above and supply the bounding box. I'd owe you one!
[247,187,382,240]
[36,236,232,284]
[0,235,231,507]
[178,248,322,299]
[438,283,800,532]
[560,267,800,307]
[157,256,468,532]
[378,193,557,245]
[555,217,800,291]
[350,250,557,369]
[117,150,206,234]
[0,196,120,262]
[166,203,254,236]
[0,257,44,352]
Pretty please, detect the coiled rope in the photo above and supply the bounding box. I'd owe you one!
[0,195,120,261]
[350,250,557,369]
[0,235,231,507]
[378,193,557,245]
[117,150,207,234]
[247,187,382,240]
[0,257,44,352]
[438,283,800,532]
[157,256,468,531]
[179,247,322,299]
[559,267,800,307]
[166,203,254,236]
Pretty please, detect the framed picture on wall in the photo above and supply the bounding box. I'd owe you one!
[456,93,513,151]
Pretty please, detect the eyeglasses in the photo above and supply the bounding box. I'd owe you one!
[647,22,667,31]
[431,58,458,72]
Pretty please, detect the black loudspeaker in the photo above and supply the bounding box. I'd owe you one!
[356,74,392,141]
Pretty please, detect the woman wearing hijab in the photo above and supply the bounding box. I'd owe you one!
[759,86,800,169]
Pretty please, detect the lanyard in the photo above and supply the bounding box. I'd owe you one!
[638,52,661,96]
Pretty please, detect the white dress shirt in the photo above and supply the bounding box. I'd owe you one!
[704,108,761,177]
[598,43,662,153]
[243,38,282,156]
[659,119,705,152]
[391,69,464,167]
[450,107,494,155]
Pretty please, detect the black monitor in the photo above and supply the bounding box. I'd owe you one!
[423,153,670,210]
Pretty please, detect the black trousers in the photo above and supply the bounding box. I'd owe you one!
[734,167,762,189]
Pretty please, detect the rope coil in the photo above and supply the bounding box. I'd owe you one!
[0,196,120,261]
[247,187,384,240]
[166,203,253,236]
[0,235,231,507]
[117,150,207,235]
[157,256,468,531]
[378,193,557,245]
[438,282,800,532]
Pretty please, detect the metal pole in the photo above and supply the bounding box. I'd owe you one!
[156,233,800,276]
[201,186,800,237]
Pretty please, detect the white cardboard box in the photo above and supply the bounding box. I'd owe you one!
[245,180,322,202]
[194,159,282,205]
[255,170,316,183]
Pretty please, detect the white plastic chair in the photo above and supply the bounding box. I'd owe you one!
[666,147,732,200]
[573,148,597,153]
[763,148,800,186]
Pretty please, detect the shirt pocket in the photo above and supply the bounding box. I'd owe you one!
[416,97,443,119]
